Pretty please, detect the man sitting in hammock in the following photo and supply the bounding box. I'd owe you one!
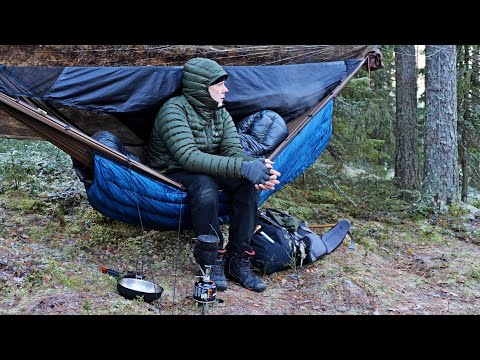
[147,57,280,293]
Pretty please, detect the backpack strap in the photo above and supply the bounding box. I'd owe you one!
[290,232,307,267]
[296,237,307,267]
[299,222,313,233]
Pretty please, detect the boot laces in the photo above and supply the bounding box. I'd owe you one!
[237,257,254,278]
[211,258,226,277]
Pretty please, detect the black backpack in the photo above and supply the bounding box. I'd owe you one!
[251,208,351,275]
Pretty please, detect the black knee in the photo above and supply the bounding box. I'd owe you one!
[191,186,218,210]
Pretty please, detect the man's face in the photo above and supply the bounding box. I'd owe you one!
[208,80,228,107]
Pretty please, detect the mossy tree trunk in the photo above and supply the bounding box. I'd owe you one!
[422,45,459,209]
[394,45,420,190]
[457,45,470,203]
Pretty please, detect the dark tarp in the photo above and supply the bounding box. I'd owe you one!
[0,60,360,146]
[0,59,362,229]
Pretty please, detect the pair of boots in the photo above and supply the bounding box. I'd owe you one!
[209,249,267,292]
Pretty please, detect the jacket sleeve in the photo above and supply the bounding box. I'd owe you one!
[156,102,245,178]
[218,109,255,161]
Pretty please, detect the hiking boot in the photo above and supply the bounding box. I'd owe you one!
[210,249,228,291]
[197,249,227,291]
[225,250,267,292]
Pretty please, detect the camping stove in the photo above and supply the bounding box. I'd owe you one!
[193,265,217,305]
[192,234,219,314]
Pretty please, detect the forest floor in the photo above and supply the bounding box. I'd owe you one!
[1,140,480,316]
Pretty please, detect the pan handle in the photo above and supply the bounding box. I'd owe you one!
[100,267,121,278]
[100,266,145,279]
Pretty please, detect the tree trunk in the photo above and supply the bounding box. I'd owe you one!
[458,46,470,202]
[394,45,420,190]
[422,45,459,209]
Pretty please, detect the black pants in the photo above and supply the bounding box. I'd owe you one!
[169,172,258,255]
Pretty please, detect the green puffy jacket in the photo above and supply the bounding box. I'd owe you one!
[147,57,254,177]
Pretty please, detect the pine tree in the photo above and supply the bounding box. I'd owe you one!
[422,45,459,209]
[394,45,420,190]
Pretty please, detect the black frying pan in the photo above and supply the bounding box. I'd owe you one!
[101,267,163,303]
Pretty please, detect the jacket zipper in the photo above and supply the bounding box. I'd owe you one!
[206,112,215,152]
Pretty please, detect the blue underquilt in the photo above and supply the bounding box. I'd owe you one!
[86,100,334,230]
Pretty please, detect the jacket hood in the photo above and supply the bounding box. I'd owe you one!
[182,57,229,112]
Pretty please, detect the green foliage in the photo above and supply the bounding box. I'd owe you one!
[456,45,480,197]
[471,198,480,209]
[418,223,446,244]
[447,204,470,219]
[467,265,480,283]
[352,233,376,252]
[363,139,390,166]
[0,151,27,189]
[0,139,82,195]
[3,189,48,214]
[82,208,144,249]
[332,48,396,170]
[307,189,346,206]
[266,163,421,227]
